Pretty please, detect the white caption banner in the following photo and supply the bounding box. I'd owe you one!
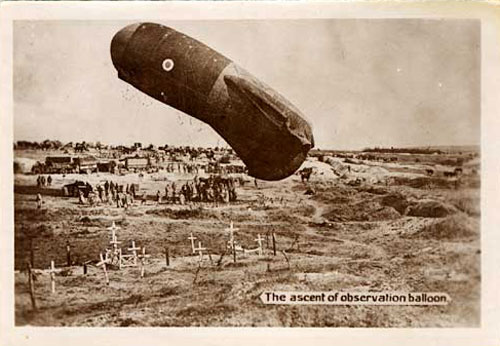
[260,291,451,306]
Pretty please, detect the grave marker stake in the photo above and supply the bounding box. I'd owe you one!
[29,238,35,268]
[140,248,145,278]
[165,247,170,267]
[27,262,37,311]
[232,238,236,263]
[66,241,71,266]
[281,250,290,270]
[272,232,277,256]
[255,234,264,256]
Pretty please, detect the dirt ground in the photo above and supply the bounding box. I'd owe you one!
[14,150,480,327]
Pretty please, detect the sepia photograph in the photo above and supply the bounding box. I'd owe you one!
[1,1,499,344]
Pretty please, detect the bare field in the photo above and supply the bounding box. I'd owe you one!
[14,151,480,327]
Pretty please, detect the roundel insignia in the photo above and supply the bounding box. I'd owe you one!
[162,58,174,72]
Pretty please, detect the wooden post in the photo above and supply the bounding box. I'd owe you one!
[49,260,56,294]
[265,232,269,249]
[272,232,277,256]
[83,263,87,275]
[140,248,145,278]
[255,234,263,256]
[66,241,71,266]
[165,247,170,267]
[281,250,290,270]
[118,248,123,270]
[29,238,35,268]
[27,262,37,311]
[232,237,236,263]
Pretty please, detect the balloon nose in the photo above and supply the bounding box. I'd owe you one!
[110,23,141,71]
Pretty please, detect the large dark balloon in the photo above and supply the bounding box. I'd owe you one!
[111,22,314,180]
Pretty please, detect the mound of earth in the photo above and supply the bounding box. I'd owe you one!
[145,207,218,220]
[299,159,338,180]
[324,156,350,177]
[391,176,455,189]
[324,156,389,182]
[407,200,458,218]
[411,213,477,240]
[323,199,401,222]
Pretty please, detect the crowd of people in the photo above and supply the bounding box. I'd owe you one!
[74,174,239,208]
[75,180,138,208]
[164,162,200,175]
[158,175,238,206]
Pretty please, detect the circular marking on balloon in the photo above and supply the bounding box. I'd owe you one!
[162,59,174,72]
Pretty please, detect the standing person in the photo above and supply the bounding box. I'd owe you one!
[78,190,86,205]
[47,175,52,186]
[97,184,103,201]
[164,184,170,203]
[171,182,176,204]
[156,190,162,204]
[130,183,136,198]
[36,175,41,187]
[36,193,43,209]
[116,192,123,208]
[111,184,116,202]
[40,175,46,187]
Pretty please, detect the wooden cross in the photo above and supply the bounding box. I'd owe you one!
[138,247,151,278]
[127,240,140,266]
[225,221,239,241]
[255,234,264,256]
[193,241,207,262]
[107,221,121,244]
[225,221,239,251]
[188,233,197,254]
[96,253,111,285]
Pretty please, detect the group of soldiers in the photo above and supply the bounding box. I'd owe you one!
[164,162,200,175]
[79,180,139,208]
[158,175,238,206]
[36,175,52,187]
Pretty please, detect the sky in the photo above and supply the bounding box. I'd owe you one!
[14,19,480,150]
